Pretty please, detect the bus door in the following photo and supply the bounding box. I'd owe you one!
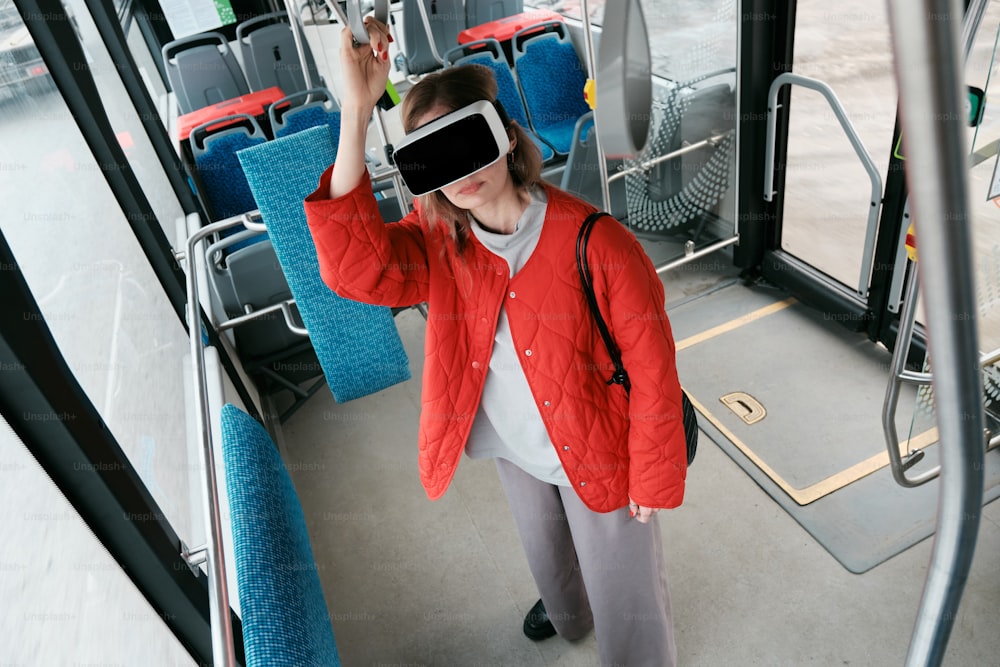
[737,1,904,341]
[742,0,1000,360]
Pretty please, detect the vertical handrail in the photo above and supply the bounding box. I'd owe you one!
[880,260,939,486]
[283,0,318,91]
[414,0,445,66]
[579,0,611,212]
[185,219,247,667]
[960,0,991,60]
[885,1,986,666]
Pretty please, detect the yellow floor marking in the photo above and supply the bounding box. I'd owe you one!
[675,297,798,352]
[684,390,939,506]
[676,295,940,504]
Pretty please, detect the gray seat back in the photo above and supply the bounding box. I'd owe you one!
[236,12,322,94]
[401,0,465,75]
[207,233,305,360]
[465,0,523,29]
[561,112,628,220]
[162,32,249,114]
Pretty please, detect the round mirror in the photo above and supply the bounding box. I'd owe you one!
[596,0,652,158]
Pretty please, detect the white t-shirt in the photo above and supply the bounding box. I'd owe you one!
[464,187,569,486]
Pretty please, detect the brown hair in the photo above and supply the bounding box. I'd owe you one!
[400,64,543,254]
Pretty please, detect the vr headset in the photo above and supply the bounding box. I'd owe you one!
[392,99,511,196]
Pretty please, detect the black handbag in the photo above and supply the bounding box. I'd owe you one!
[575,211,698,466]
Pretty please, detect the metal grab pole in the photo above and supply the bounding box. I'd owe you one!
[579,0,611,212]
[283,0,318,91]
[885,1,986,666]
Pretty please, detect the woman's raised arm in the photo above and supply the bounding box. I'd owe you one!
[330,18,393,198]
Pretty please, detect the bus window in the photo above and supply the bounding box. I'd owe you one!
[0,0,56,100]
[0,3,199,547]
[0,417,195,664]
[529,0,738,83]
[69,0,185,243]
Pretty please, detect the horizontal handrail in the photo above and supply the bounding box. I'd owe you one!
[608,131,733,183]
[217,299,309,337]
[654,235,740,275]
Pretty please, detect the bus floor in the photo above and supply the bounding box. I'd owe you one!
[274,248,1000,666]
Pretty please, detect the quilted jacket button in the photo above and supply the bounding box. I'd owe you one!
[563,445,570,451]
[472,361,481,369]
[509,290,516,299]
[524,349,532,357]
[579,481,587,487]
[543,400,551,407]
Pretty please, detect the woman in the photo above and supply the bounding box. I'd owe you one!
[304,18,687,667]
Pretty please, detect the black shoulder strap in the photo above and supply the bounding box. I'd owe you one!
[576,211,698,465]
[576,211,631,394]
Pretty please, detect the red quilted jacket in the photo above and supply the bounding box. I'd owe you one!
[305,168,686,512]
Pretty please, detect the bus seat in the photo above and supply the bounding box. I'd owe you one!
[466,0,523,29]
[205,227,326,423]
[220,403,341,666]
[399,0,464,76]
[624,78,736,239]
[512,20,589,155]
[268,87,341,145]
[560,112,627,220]
[236,12,323,94]
[206,231,302,357]
[236,125,412,403]
[443,39,554,162]
[162,33,249,114]
[191,113,267,224]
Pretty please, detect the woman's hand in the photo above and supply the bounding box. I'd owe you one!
[339,18,393,115]
[329,17,392,199]
[628,497,661,524]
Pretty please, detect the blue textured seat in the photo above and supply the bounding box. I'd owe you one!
[269,88,341,146]
[443,39,554,162]
[512,21,590,155]
[162,32,249,114]
[191,113,267,222]
[220,403,341,666]
[236,125,411,402]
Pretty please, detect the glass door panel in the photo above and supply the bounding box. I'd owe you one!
[781,2,897,292]
[620,0,739,264]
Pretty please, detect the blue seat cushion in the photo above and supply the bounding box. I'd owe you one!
[274,106,342,146]
[220,403,341,666]
[515,34,590,154]
[236,125,411,402]
[195,132,266,220]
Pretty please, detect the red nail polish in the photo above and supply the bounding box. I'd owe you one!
[382,51,388,61]
[388,34,394,43]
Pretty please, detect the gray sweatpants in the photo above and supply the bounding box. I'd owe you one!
[495,458,677,667]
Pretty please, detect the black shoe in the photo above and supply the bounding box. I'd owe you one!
[523,598,557,641]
